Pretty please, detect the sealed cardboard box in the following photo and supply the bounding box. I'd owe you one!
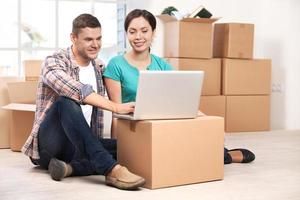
[167,58,221,95]
[0,77,24,148]
[116,116,224,189]
[225,95,270,132]
[222,59,271,95]
[23,60,42,81]
[213,23,254,59]
[2,81,38,151]
[157,14,218,59]
[200,95,226,117]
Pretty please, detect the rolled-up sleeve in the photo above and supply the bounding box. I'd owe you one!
[42,56,94,103]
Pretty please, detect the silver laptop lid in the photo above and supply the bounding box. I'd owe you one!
[131,70,204,120]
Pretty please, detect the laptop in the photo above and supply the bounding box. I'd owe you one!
[113,70,204,120]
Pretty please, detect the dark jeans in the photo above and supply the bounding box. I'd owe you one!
[33,96,117,176]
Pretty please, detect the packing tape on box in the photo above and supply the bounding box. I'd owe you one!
[25,76,39,81]
[130,121,137,132]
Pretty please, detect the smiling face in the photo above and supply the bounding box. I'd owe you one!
[71,27,102,65]
[126,16,155,53]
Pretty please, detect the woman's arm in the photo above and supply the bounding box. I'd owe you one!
[104,77,122,103]
[104,77,122,138]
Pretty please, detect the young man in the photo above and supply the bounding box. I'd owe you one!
[21,13,145,190]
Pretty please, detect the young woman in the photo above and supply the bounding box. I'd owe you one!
[104,9,255,164]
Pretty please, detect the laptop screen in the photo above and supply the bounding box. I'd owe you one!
[130,70,204,120]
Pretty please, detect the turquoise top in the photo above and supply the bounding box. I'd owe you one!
[103,54,173,103]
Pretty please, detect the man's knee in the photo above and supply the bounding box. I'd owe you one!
[56,96,81,112]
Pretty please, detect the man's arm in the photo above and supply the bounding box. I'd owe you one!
[42,57,90,103]
[43,56,133,114]
[83,92,134,114]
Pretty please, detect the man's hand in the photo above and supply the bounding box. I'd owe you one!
[114,102,135,114]
[83,92,135,114]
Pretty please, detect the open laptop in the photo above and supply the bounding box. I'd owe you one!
[113,70,204,120]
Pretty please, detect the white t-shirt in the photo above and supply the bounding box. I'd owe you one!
[79,62,97,126]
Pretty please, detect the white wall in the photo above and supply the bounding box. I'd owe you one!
[127,0,300,130]
[285,0,300,129]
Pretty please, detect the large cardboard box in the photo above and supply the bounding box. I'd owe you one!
[222,59,271,95]
[225,95,270,132]
[2,81,38,151]
[2,104,36,151]
[213,23,254,59]
[116,116,224,189]
[0,77,24,148]
[23,60,42,81]
[200,96,226,117]
[167,58,221,95]
[157,15,218,59]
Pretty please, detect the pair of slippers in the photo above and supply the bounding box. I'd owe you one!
[224,149,255,164]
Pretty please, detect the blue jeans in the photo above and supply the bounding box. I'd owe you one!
[34,96,117,176]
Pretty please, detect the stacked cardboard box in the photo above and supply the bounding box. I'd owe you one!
[164,20,271,132]
[160,14,224,118]
[1,60,41,151]
[212,23,271,132]
[159,14,226,123]
[23,60,42,81]
[158,15,218,58]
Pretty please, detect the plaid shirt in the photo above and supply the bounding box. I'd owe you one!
[22,47,105,159]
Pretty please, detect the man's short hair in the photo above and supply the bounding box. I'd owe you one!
[72,13,101,35]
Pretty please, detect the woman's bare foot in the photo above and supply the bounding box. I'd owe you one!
[228,150,244,163]
[227,149,255,163]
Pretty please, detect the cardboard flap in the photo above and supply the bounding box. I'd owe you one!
[156,14,177,22]
[0,77,24,105]
[7,81,38,103]
[198,110,206,116]
[157,14,220,23]
[181,17,220,23]
[2,103,36,112]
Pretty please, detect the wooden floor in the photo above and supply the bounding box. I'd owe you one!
[1,130,300,200]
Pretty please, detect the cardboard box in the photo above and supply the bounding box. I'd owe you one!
[167,58,221,95]
[6,81,38,103]
[2,104,36,151]
[23,60,42,81]
[2,81,38,151]
[213,23,254,59]
[200,96,226,117]
[116,116,224,189]
[222,59,271,95]
[225,95,270,132]
[0,77,24,148]
[157,14,219,59]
